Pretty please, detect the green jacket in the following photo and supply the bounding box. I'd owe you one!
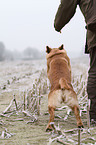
[54,0,96,52]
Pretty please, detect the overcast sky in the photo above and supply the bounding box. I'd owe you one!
[0,0,86,57]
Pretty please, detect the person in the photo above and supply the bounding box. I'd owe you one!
[54,0,96,125]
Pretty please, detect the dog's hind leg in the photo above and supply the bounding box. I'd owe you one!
[46,90,62,131]
[71,105,84,128]
[64,90,84,128]
[46,106,55,131]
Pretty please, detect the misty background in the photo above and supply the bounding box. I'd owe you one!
[0,0,88,61]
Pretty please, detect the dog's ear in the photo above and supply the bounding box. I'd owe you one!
[46,46,52,53]
[59,44,64,50]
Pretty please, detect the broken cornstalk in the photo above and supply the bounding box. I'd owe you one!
[78,128,81,145]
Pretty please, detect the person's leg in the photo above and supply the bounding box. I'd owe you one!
[90,99,96,121]
[87,47,96,121]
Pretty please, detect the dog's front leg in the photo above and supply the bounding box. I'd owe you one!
[46,106,55,131]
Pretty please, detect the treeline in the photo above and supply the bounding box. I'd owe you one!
[0,42,45,61]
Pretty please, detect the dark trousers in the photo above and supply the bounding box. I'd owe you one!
[87,47,96,120]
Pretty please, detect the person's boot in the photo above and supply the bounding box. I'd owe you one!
[90,119,96,126]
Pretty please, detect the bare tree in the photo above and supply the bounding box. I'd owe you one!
[0,42,5,61]
[23,47,41,60]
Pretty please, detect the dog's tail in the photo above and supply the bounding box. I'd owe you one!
[59,78,71,90]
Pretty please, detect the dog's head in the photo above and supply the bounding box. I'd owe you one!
[46,44,67,59]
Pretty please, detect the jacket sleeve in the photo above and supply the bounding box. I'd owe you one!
[54,0,77,32]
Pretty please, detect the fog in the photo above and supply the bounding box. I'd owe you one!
[0,42,45,61]
[0,0,87,59]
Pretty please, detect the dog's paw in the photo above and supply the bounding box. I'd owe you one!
[61,87,65,91]
[46,125,53,132]
[77,121,84,128]
[46,127,53,132]
[78,125,84,128]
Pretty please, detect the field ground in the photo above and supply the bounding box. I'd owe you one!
[0,57,96,145]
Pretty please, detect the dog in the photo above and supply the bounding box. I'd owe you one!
[46,44,83,131]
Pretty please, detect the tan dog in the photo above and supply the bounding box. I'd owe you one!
[46,45,83,131]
